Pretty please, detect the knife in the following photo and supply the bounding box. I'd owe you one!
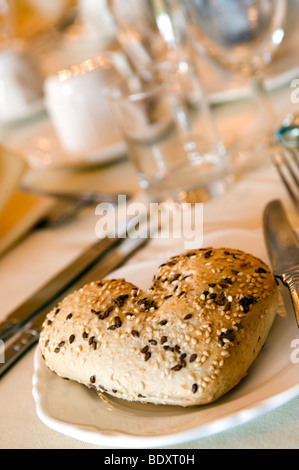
[263,199,299,327]
[0,216,154,377]
[0,213,139,343]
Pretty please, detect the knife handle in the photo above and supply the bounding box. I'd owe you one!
[282,271,299,327]
[0,327,40,378]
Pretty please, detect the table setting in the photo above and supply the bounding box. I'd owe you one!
[0,0,299,450]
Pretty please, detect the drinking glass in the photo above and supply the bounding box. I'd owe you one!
[179,0,287,170]
[104,57,230,204]
[107,0,189,72]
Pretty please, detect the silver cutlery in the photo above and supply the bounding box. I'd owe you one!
[276,122,299,148]
[274,119,299,210]
[271,148,299,211]
[20,186,131,228]
[20,186,127,205]
[263,199,299,327]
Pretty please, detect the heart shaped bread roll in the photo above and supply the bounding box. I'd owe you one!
[39,247,278,406]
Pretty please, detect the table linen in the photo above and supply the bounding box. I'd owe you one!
[0,81,298,449]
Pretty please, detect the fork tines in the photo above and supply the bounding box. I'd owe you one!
[272,148,299,210]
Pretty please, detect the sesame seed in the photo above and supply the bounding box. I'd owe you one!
[161,336,167,344]
[69,334,75,344]
[144,351,151,361]
[221,351,230,356]
[171,364,182,371]
[189,353,197,363]
[184,313,192,320]
[164,294,172,300]
[149,339,157,345]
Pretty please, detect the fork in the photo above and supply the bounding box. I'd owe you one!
[20,187,131,228]
[272,147,299,210]
[20,186,127,205]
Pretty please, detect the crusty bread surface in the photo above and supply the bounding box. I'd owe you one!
[39,247,278,406]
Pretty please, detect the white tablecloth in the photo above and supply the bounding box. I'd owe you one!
[0,77,298,449]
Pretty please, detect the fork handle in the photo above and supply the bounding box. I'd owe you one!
[283,272,299,327]
[20,186,122,205]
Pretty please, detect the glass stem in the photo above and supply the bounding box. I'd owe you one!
[250,75,275,138]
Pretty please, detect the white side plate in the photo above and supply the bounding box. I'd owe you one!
[32,229,299,448]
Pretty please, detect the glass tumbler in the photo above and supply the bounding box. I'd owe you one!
[105,57,231,204]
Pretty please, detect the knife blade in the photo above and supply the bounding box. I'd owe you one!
[0,214,138,343]
[263,199,299,327]
[0,217,153,377]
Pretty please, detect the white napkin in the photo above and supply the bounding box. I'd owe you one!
[0,146,52,257]
[0,146,27,213]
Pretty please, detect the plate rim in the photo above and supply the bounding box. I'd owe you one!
[0,98,45,128]
[26,129,127,170]
[32,346,299,448]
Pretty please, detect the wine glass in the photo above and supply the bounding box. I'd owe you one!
[106,0,167,72]
[179,0,288,171]
[107,0,191,73]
